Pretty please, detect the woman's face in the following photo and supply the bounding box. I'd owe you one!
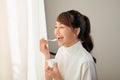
[54,21,79,47]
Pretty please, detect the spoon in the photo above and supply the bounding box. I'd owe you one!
[48,39,57,41]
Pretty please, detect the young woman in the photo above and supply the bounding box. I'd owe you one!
[40,10,97,80]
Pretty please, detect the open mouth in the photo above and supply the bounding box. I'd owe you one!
[58,37,64,41]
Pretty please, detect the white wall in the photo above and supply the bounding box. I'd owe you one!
[44,0,120,80]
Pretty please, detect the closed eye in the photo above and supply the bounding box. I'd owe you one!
[60,27,64,28]
[54,26,65,29]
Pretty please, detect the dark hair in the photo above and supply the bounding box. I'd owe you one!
[57,10,96,63]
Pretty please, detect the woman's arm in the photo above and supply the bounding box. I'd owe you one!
[40,38,52,80]
[40,38,64,80]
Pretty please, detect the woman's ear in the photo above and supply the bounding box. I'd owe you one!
[74,28,80,36]
[77,28,80,35]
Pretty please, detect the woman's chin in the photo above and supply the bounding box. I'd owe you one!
[57,42,64,46]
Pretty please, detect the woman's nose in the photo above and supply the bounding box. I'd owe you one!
[54,28,59,35]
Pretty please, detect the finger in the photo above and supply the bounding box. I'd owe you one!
[45,65,53,71]
[40,38,44,46]
[54,62,58,68]
[40,38,46,52]
[53,62,58,71]
[48,66,53,71]
[40,38,47,47]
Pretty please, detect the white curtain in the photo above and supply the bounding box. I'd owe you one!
[0,0,47,80]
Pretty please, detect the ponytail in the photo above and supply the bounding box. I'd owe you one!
[81,15,93,53]
[80,15,96,63]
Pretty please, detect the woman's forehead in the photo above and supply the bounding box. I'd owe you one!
[55,21,65,26]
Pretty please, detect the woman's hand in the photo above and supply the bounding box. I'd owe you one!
[40,38,50,60]
[46,63,64,80]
